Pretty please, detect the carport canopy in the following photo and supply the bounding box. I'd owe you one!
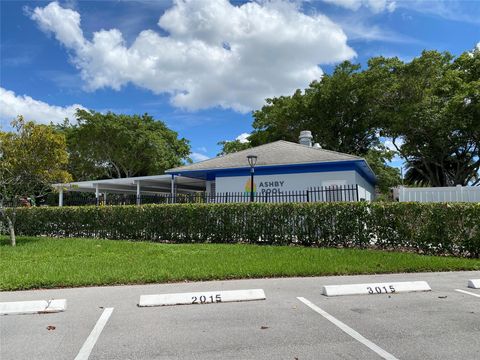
[53,174,207,205]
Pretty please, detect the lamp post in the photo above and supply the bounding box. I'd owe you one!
[247,155,258,202]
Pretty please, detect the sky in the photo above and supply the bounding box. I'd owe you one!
[1,0,479,165]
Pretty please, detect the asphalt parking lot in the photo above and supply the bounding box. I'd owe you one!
[1,271,479,360]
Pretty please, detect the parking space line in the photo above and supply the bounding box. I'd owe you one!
[455,289,480,298]
[297,297,398,360]
[74,307,114,360]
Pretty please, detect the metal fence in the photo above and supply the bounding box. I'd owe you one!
[55,185,359,206]
[211,185,359,203]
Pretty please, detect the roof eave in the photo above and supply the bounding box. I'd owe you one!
[166,157,361,173]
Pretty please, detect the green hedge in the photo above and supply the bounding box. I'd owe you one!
[6,202,480,257]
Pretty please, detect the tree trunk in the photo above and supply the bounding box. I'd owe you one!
[6,215,16,247]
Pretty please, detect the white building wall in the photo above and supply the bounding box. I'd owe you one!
[354,172,375,201]
[216,171,357,194]
[205,180,213,195]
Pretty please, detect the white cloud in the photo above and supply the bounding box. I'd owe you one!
[395,1,480,25]
[0,87,84,126]
[190,152,210,162]
[30,1,355,113]
[384,139,397,151]
[322,0,396,13]
[341,21,418,43]
[30,2,86,50]
[467,42,480,58]
[235,133,250,143]
[383,137,404,151]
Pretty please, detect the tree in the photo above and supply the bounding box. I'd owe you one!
[249,60,400,193]
[217,139,252,156]
[250,61,384,155]
[381,49,480,186]
[304,61,384,155]
[0,116,72,246]
[57,110,191,180]
[250,89,311,146]
[363,148,402,194]
[249,46,480,188]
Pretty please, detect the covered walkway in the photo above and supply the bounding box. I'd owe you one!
[53,175,207,206]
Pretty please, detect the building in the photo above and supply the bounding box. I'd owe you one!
[167,131,376,201]
[53,131,376,205]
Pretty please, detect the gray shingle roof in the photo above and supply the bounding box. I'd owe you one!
[167,140,362,173]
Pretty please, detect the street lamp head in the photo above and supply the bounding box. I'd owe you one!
[247,155,258,168]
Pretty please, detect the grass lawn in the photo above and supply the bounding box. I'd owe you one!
[1,236,480,291]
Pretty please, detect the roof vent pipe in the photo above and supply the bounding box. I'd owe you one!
[299,130,313,147]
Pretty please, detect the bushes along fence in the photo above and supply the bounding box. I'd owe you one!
[6,202,480,257]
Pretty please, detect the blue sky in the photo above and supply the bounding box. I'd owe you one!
[1,0,479,165]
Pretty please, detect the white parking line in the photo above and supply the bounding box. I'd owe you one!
[74,307,114,360]
[455,289,480,298]
[297,297,398,360]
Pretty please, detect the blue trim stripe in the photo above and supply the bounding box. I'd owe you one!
[170,160,377,186]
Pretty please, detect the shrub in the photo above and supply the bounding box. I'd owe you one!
[6,202,480,257]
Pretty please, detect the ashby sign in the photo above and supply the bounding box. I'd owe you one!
[257,180,286,195]
[215,172,353,194]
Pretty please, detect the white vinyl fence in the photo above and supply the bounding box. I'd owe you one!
[398,186,480,203]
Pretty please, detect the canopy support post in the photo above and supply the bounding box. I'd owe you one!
[171,175,176,203]
[59,188,63,207]
[136,182,141,205]
[95,184,100,206]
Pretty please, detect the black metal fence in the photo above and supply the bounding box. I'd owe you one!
[54,185,359,206]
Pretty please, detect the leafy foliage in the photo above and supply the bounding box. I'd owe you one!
[0,116,72,198]
[249,46,480,189]
[380,49,480,186]
[364,148,401,194]
[217,139,252,156]
[9,202,480,258]
[250,61,385,154]
[57,110,191,180]
[0,117,72,245]
[249,61,398,193]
